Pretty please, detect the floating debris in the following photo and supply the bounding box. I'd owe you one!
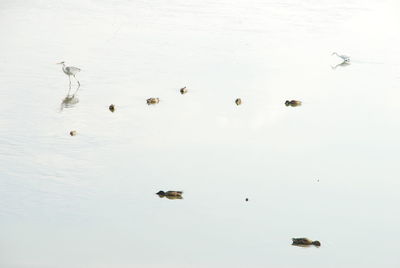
[285,100,302,107]
[156,191,183,199]
[69,130,77,136]
[292,238,321,247]
[147,98,160,105]
[245,198,249,202]
[180,86,188,95]
[109,104,115,112]
[235,98,242,105]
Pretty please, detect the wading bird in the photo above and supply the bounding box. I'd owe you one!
[57,61,81,87]
[331,52,350,62]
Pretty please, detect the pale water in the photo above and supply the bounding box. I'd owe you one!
[1,0,400,267]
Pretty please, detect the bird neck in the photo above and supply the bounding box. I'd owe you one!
[61,64,67,73]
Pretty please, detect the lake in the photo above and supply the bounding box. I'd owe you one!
[1,0,400,267]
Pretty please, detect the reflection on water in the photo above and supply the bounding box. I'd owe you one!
[157,195,183,200]
[331,61,351,70]
[60,93,79,111]
[60,85,80,111]
[1,0,400,267]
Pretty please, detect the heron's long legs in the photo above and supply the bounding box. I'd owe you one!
[68,75,72,89]
[73,75,80,86]
[67,85,72,96]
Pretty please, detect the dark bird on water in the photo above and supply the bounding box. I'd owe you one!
[147,98,160,105]
[156,191,183,197]
[292,238,321,247]
[109,104,115,112]
[285,100,302,107]
[180,87,188,94]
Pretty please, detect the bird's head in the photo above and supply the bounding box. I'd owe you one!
[156,191,165,195]
[331,52,337,56]
[312,241,321,247]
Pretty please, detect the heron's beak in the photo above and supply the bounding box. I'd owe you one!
[56,62,63,64]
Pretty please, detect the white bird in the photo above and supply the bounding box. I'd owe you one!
[331,52,350,62]
[57,61,81,87]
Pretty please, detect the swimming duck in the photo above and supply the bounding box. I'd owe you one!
[109,104,115,112]
[147,98,160,105]
[156,191,183,197]
[285,100,302,107]
[292,238,321,247]
[180,87,188,94]
[235,98,242,105]
[69,130,77,136]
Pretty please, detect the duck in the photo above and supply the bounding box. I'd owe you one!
[235,98,242,105]
[147,98,160,105]
[156,191,183,197]
[332,52,350,62]
[285,100,302,107]
[109,104,115,112]
[69,130,77,136]
[180,86,188,94]
[292,238,321,247]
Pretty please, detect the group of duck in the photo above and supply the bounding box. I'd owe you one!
[60,52,351,245]
[156,190,320,247]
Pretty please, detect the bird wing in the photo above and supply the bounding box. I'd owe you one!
[66,66,81,73]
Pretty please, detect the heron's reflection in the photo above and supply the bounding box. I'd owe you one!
[331,61,350,70]
[60,85,80,111]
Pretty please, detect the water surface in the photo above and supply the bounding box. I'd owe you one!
[1,0,400,267]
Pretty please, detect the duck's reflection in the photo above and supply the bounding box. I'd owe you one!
[331,61,350,70]
[60,86,80,111]
[158,195,183,200]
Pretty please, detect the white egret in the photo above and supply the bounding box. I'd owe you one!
[57,61,81,87]
[331,52,350,62]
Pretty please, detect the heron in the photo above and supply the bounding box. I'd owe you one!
[331,52,350,62]
[57,61,81,87]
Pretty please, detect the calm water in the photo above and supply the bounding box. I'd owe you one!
[1,0,400,267]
